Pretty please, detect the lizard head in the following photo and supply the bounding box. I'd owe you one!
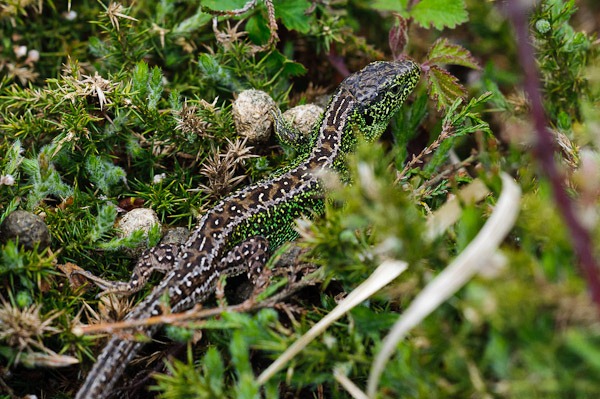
[342,60,420,142]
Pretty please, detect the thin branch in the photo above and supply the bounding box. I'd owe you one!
[418,154,477,192]
[73,270,318,336]
[505,0,600,311]
[396,119,456,182]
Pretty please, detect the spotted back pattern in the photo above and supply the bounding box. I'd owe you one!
[75,60,420,399]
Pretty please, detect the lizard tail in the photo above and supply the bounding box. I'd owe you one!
[75,336,146,399]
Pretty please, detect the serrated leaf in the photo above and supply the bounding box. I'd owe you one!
[426,38,479,69]
[275,0,311,34]
[411,0,468,30]
[425,65,467,111]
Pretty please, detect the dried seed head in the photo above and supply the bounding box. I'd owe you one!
[0,298,62,355]
[174,101,211,140]
[199,137,256,198]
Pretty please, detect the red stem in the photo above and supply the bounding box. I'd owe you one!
[506,1,600,312]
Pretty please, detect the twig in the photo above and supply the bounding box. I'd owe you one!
[505,0,600,311]
[396,120,455,182]
[417,154,477,192]
[73,271,318,336]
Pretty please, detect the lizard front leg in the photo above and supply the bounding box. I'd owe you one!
[74,243,180,296]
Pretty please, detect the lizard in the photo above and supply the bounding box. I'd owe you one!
[74,59,420,399]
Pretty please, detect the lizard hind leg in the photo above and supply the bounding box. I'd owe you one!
[220,236,271,291]
[77,243,181,297]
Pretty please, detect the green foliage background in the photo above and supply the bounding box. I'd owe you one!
[0,0,599,398]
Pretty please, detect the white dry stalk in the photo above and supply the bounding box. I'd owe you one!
[257,259,408,384]
[366,173,521,397]
[334,367,370,399]
[19,351,80,368]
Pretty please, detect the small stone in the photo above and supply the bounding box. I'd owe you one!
[232,90,277,143]
[116,208,161,257]
[161,227,190,246]
[0,210,51,250]
[282,104,324,139]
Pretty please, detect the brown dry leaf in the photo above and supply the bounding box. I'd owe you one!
[57,262,90,290]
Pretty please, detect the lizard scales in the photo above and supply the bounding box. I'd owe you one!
[76,60,420,399]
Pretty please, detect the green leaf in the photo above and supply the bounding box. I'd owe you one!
[229,331,251,376]
[565,329,600,373]
[411,0,468,30]
[371,0,409,12]
[442,91,493,136]
[98,229,145,251]
[456,205,484,252]
[426,38,479,69]
[275,0,311,34]
[147,66,163,110]
[132,61,149,99]
[201,0,248,11]
[203,347,225,395]
[198,53,242,92]
[393,92,428,165]
[261,50,307,81]
[246,13,271,44]
[2,140,24,176]
[85,155,126,195]
[425,65,467,111]
[164,325,195,342]
[89,204,117,242]
[234,372,260,399]
[88,36,109,58]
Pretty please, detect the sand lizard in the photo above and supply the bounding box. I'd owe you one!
[75,60,420,399]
